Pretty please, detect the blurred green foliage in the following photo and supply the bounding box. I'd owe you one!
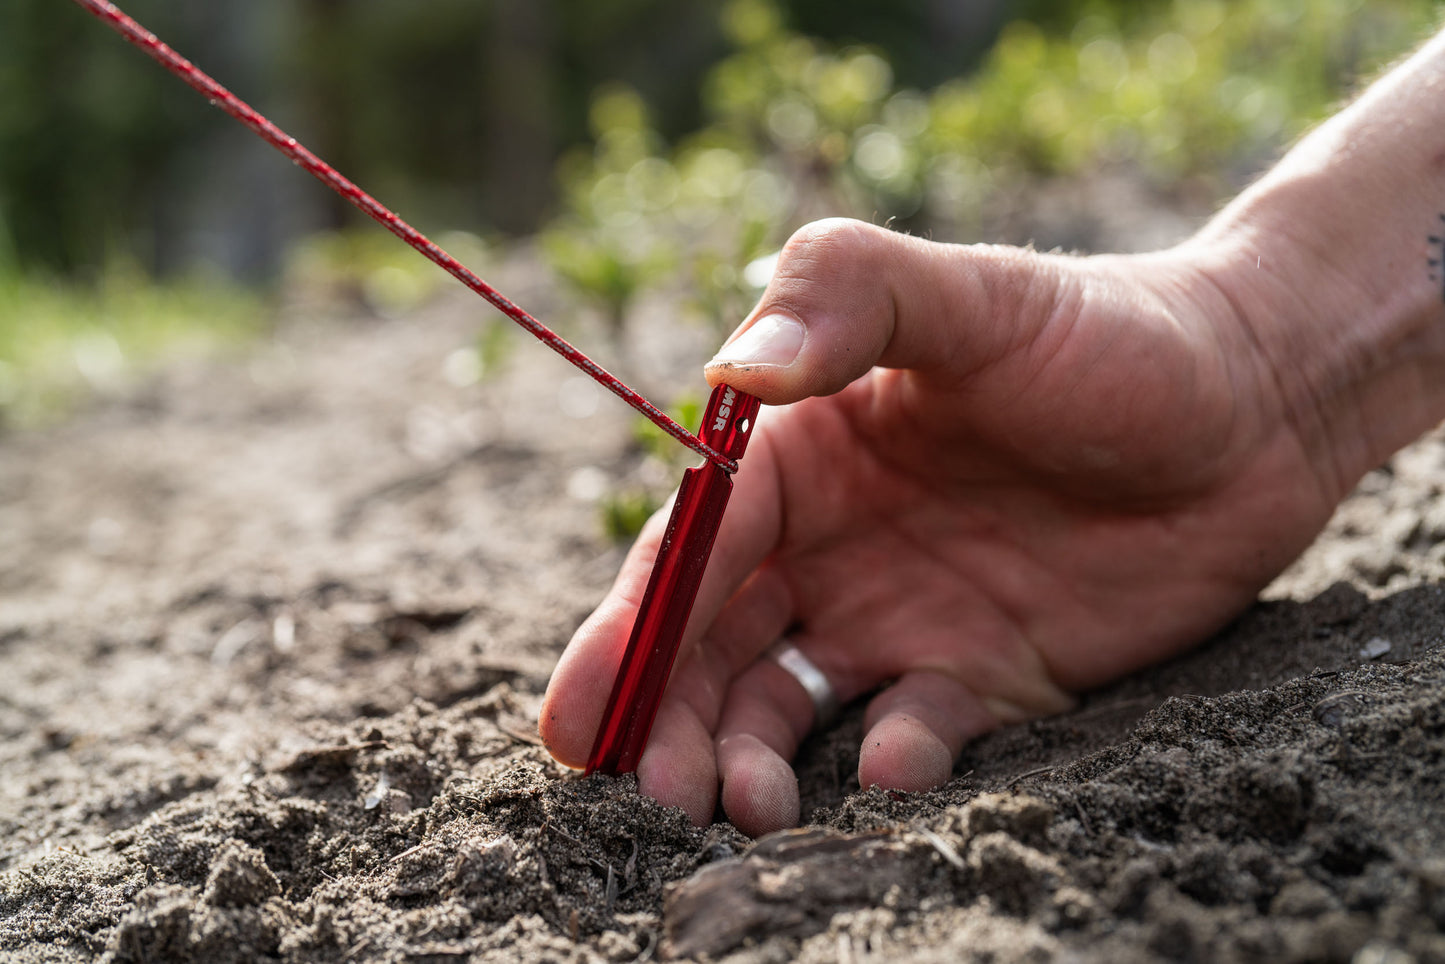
[599,393,705,540]
[600,487,662,542]
[285,229,492,318]
[0,1,211,271]
[924,0,1439,185]
[538,87,678,345]
[541,83,781,339]
[7,0,1436,285]
[0,259,264,427]
[633,394,705,465]
[544,0,1440,335]
[2,0,1441,435]
[3,0,987,278]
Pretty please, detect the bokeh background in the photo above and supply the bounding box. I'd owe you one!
[0,0,1439,425]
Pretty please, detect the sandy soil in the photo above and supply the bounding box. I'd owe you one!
[2,234,1443,963]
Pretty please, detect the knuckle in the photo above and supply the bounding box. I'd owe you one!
[768,218,885,304]
[783,217,879,266]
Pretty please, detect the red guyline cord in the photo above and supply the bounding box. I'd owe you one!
[71,0,739,475]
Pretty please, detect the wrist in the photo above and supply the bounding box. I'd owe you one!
[1178,28,1445,501]
[1183,200,1445,504]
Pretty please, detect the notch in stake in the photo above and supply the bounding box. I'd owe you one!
[586,382,761,775]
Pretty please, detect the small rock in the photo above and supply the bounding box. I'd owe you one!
[1271,878,1340,917]
[1045,885,1099,931]
[1352,941,1416,964]
[1359,637,1392,660]
[597,928,641,962]
[363,772,391,810]
[1313,691,1366,728]
[202,840,281,908]
[957,793,1053,844]
[966,831,1062,914]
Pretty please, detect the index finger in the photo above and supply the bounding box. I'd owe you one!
[539,418,789,769]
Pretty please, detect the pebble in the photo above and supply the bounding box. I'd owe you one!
[1359,637,1393,660]
[1312,691,1366,728]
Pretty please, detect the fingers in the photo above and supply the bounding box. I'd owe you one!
[713,638,839,837]
[627,566,795,824]
[540,433,793,826]
[635,696,721,827]
[705,218,1051,405]
[713,655,1004,836]
[540,430,785,758]
[716,734,800,837]
[857,669,998,793]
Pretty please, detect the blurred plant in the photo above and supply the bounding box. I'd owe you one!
[543,87,703,342]
[284,228,491,318]
[924,0,1440,196]
[0,257,264,427]
[633,393,705,466]
[440,318,515,389]
[546,0,1439,339]
[474,317,516,378]
[542,0,958,343]
[705,0,917,218]
[600,487,661,542]
[597,392,705,541]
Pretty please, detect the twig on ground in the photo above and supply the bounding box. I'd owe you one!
[1003,764,1057,789]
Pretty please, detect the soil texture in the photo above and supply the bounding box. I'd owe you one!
[2,239,1444,963]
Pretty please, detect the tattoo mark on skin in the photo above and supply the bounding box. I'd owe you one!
[1431,213,1445,303]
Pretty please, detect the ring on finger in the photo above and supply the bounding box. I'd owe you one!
[766,638,840,732]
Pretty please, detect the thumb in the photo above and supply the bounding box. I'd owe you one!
[704,218,1049,405]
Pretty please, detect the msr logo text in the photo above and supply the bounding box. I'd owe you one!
[712,386,737,432]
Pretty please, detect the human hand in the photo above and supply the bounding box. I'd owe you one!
[543,26,1445,836]
[540,216,1354,836]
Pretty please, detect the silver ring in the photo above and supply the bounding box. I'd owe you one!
[766,639,840,731]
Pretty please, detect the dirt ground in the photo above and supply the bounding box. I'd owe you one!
[2,214,1444,963]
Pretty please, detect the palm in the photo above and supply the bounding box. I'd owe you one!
[756,353,1316,711]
